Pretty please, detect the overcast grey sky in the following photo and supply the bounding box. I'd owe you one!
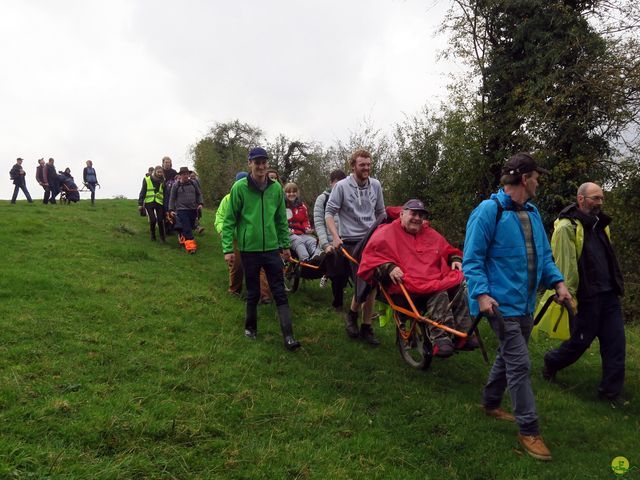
[1,0,460,200]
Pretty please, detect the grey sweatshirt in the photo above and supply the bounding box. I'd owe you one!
[314,188,340,249]
[169,180,203,211]
[325,174,385,242]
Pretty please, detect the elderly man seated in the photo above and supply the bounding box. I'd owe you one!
[358,199,478,357]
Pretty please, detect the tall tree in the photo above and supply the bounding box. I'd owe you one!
[191,120,264,206]
[443,0,640,220]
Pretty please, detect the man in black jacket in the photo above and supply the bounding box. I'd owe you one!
[543,182,625,401]
[10,158,33,203]
[46,158,60,204]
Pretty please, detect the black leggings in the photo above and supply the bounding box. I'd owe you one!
[145,204,165,238]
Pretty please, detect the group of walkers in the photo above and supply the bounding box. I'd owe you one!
[9,157,99,205]
[214,147,626,462]
[137,156,204,252]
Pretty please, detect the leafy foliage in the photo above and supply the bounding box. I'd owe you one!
[191,120,264,206]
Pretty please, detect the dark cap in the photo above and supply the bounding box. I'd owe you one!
[402,199,428,214]
[16,157,23,161]
[248,147,268,161]
[501,152,549,176]
[178,166,191,175]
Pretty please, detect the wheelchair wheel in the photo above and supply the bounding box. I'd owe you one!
[283,263,301,293]
[396,317,433,370]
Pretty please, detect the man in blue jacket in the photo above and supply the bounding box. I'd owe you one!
[463,152,571,461]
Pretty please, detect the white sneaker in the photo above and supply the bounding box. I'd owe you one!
[319,275,328,288]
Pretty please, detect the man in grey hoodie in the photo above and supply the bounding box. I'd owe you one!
[325,149,386,345]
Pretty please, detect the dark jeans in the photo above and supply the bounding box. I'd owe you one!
[323,251,347,308]
[49,183,60,204]
[11,179,32,203]
[41,185,51,204]
[341,241,371,304]
[545,291,625,398]
[483,315,539,436]
[176,210,197,240]
[240,250,288,332]
[145,204,165,239]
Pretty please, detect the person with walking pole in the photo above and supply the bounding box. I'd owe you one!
[463,152,571,461]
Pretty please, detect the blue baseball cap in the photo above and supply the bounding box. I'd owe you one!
[248,147,269,161]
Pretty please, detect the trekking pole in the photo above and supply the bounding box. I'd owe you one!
[553,298,576,334]
[533,294,556,326]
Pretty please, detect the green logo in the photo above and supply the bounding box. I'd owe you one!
[611,456,630,477]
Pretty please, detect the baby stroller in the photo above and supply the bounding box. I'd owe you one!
[58,171,80,203]
[341,207,487,371]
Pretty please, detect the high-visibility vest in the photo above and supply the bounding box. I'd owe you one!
[144,176,164,205]
[532,217,612,341]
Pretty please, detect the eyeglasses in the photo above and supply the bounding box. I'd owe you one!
[584,195,604,201]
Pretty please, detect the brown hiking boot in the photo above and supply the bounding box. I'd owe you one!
[518,434,552,461]
[483,406,515,422]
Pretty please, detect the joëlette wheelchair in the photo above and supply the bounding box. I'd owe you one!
[338,210,488,371]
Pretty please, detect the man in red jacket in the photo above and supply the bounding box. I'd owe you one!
[358,199,478,357]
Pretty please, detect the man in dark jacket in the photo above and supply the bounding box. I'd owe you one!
[168,166,203,253]
[543,182,625,401]
[10,158,33,203]
[46,158,60,204]
[35,158,50,204]
[222,147,300,351]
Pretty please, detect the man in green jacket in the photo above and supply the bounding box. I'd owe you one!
[215,172,271,302]
[222,147,300,351]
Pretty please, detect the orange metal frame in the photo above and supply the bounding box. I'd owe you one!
[340,246,467,342]
[288,257,321,270]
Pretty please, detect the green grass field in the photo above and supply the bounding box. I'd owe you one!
[0,199,638,479]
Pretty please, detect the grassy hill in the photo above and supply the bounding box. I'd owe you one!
[0,199,638,479]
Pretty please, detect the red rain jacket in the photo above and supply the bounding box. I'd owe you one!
[357,218,463,295]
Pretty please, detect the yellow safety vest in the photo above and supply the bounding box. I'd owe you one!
[144,176,164,205]
[533,217,611,340]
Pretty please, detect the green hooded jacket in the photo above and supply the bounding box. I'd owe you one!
[532,215,611,340]
[221,175,290,254]
[215,193,230,235]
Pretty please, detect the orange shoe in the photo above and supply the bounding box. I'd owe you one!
[518,434,552,461]
[184,239,197,254]
[483,406,515,422]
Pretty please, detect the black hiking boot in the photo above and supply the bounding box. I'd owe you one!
[360,324,381,346]
[345,310,359,339]
[284,335,301,351]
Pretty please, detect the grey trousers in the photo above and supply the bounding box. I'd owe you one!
[483,315,539,436]
[289,234,318,261]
